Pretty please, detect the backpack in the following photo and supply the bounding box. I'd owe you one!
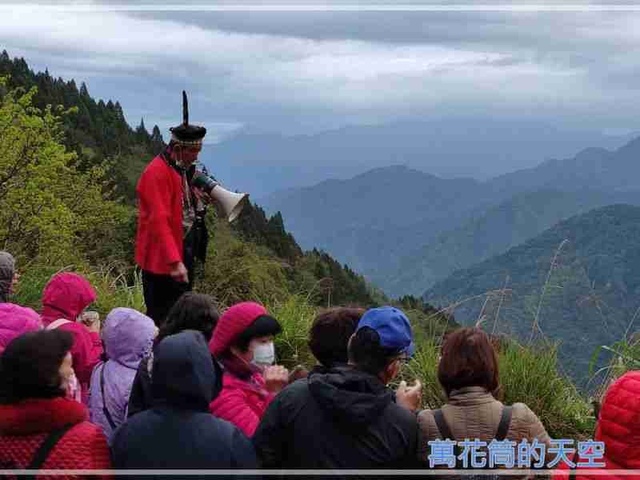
[45,319,82,403]
[432,405,513,480]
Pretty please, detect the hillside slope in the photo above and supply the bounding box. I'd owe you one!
[424,204,640,385]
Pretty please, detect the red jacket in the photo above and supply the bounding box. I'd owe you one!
[209,370,275,438]
[0,397,111,477]
[41,273,102,393]
[135,156,184,275]
[553,371,640,480]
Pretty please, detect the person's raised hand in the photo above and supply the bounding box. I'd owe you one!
[80,311,101,334]
[264,365,289,394]
[396,379,422,412]
[169,261,188,284]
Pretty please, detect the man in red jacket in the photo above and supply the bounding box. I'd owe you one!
[135,91,208,326]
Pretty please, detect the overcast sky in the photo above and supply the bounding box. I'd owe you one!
[1,2,640,146]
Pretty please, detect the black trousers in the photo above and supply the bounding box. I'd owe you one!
[142,227,201,326]
[142,270,191,327]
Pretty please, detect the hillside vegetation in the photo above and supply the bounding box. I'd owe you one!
[424,204,640,387]
[1,52,633,439]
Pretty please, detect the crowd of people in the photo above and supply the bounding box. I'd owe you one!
[0,250,638,479]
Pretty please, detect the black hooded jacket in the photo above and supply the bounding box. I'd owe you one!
[252,365,418,471]
[111,330,256,471]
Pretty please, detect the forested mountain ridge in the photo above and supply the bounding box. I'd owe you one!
[424,204,640,385]
[0,50,164,201]
[383,189,640,296]
[0,50,448,317]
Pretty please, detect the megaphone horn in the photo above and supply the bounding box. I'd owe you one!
[210,185,249,222]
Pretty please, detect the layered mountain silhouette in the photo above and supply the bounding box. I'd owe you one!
[423,204,640,386]
[262,136,640,297]
[206,117,634,198]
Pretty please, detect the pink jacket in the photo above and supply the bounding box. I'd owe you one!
[0,303,41,354]
[209,371,275,437]
[41,272,102,390]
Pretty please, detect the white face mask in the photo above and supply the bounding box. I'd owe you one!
[252,342,275,366]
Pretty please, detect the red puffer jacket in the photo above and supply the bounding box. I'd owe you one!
[553,370,640,480]
[209,370,275,438]
[0,397,111,477]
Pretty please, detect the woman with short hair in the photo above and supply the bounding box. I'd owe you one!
[417,327,551,476]
[0,330,111,475]
[209,301,289,437]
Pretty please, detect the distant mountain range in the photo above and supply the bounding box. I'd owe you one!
[203,117,634,198]
[382,189,640,297]
[423,204,640,386]
[261,136,640,297]
[262,165,490,276]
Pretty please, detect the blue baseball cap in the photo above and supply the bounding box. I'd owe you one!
[356,306,415,357]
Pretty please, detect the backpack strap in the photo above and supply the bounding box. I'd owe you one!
[432,409,462,469]
[25,423,75,479]
[495,405,513,440]
[100,363,117,430]
[433,406,513,471]
[433,409,455,440]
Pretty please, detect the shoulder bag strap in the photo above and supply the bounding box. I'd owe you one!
[495,405,513,440]
[25,423,75,479]
[100,363,117,430]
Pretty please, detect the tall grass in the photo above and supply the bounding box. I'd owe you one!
[405,335,594,439]
[589,333,640,403]
[499,340,593,438]
[14,260,600,439]
[15,262,144,316]
[267,294,318,370]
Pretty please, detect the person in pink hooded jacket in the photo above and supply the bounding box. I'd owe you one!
[209,301,289,437]
[0,303,41,354]
[40,272,103,403]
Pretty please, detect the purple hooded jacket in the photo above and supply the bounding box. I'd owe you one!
[89,307,156,443]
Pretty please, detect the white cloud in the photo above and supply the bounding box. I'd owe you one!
[1,3,639,134]
[0,6,587,114]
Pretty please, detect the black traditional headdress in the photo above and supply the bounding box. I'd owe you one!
[169,91,207,145]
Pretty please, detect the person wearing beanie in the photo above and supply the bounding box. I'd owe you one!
[209,301,289,437]
[0,251,18,303]
[111,330,256,470]
[253,306,420,472]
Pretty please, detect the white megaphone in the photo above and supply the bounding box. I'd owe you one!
[192,170,249,222]
[209,184,249,222]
